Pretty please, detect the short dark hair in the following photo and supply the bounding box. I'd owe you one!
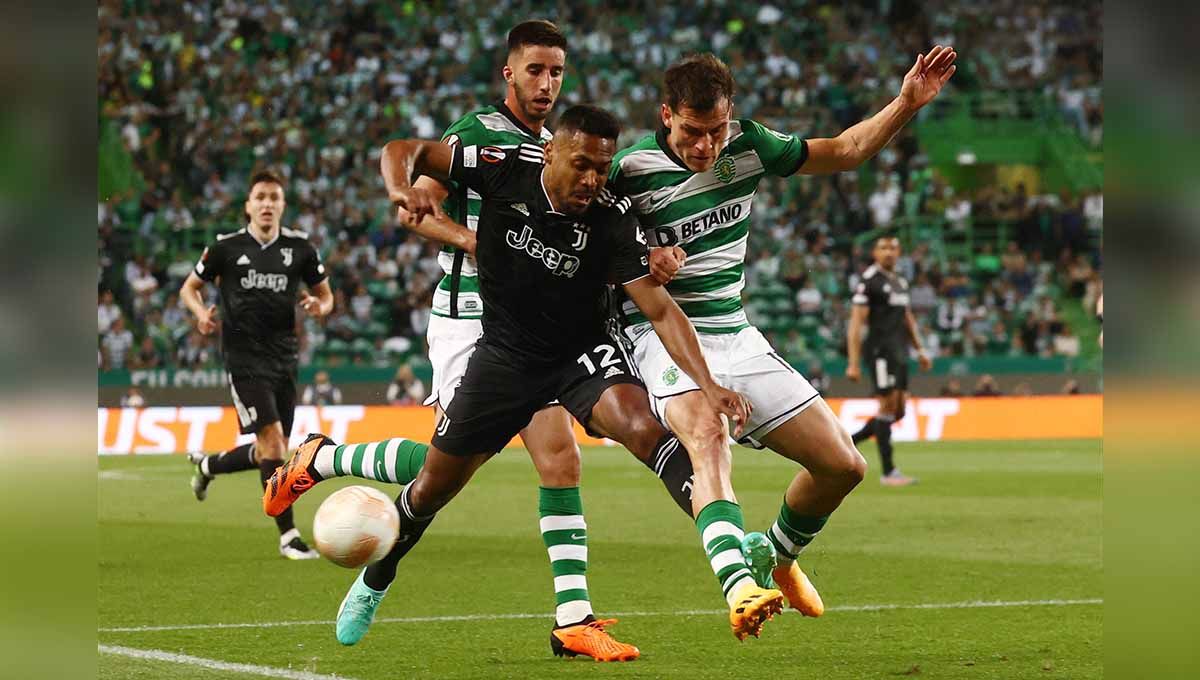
[248,169,285,191]
[875,234,900,246]
[663,53,735,112]
[507,20,567,55]
[556,104,620,141]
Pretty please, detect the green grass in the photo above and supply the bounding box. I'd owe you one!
[99,440,1101,679]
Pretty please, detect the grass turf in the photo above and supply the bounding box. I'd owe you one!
[99,439,1101,679]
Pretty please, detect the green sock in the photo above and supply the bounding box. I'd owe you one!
[766,500,829,564]
[696,500,755,606]
[539,486,593,626]
[311,438,428,484]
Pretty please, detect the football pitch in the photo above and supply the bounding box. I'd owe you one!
[99,439,1101,679]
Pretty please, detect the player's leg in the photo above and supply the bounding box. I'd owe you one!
[878,372,917,487]
[620,331,782,639]
[337,445,492,646]
[188,375,269,500]
[258,378,319,559]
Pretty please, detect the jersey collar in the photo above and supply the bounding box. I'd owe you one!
[497,100,544,140]
[537,170,566,216]
[655,127,693,172]
[245,226,279,249]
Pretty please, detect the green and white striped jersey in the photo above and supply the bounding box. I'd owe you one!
[608,120,808,337]
[433,103,553,319]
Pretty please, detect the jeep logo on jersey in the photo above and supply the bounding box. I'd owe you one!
[649,202,744,246]
[281,248,293,267]
[240,269,288,292]
[713,155,737,183]
[505,225,581,277]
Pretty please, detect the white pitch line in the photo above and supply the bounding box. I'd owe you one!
[98,644,358,680]
[98,598,1102,634]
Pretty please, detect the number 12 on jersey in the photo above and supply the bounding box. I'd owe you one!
[576,344,621,375]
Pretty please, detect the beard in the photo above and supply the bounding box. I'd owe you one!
[512,81,552,122]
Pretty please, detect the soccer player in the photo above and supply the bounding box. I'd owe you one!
[846,236,932,486]
[329,21,697,659]
[181,169,333,559]
[266,105,785,650]
[607,48,956,613]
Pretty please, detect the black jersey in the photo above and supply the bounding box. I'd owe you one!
[193,228,327,377]
[852,264,910,354]
[446,141,650,364]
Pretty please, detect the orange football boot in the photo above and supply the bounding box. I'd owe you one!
[772,561,825,617]
[728,583,785,641]
[550,617,640,662]
[263,433,332,516]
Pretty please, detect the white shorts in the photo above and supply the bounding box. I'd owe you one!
[424,314,483,409]
[632,325,820,449]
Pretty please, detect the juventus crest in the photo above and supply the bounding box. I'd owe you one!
[280,248,293,267]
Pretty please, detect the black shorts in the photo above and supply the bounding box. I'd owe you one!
[433,338,644,456]
[229,372,297,436]
[866,349,909,396]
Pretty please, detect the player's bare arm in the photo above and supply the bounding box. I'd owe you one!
[846,304,868,381]
[181,272,218,335]
[396,176,477,255]
[905,309,932,371]
[800,45,957,175]
[624,276,751,435]
[379,139,457,222]
[647,246,687,285]
[300,279,334,318]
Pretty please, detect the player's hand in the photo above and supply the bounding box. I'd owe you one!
[899,45,957,111]
[196,304,218,335]
[649,246,687,285]
[391,186,445,225]
[846,363,861,382]
[917,351,933,371]
[299,293,328,318]
[702,384,753,438]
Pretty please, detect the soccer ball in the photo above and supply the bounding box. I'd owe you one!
[312,485,400,568]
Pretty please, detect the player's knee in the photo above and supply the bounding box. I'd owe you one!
[623,414,666,462]
[408,477,457,516]
[535,444,581,487]
[685,413,728,457]
[256,434,285,461]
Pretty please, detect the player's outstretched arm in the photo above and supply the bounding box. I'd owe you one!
[379,139,455,223]
[624,278,752,436]
[396,176,476,254]
[800,45,957,175]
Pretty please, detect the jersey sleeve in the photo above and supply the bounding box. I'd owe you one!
[744,119,809,177]
[852,275,882,306]
[448,143,513,198]
[193,241,223,282]
[301,241,327,287]
[607,212,651,285]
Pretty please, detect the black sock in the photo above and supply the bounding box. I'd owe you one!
[203,443,256,476]
[875,416,895,476]
[851,418,876,444]
[364,485,435,591]
[644,433,695,518]
[259,459,295,535]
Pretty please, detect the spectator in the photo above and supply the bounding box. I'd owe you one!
[973,374,1002,397]
[120,387,146,408]
[1052,323,1081,357]
[1062,379,1081,394]
[176,330,212,368]
[806,360,830,394]
[386,365,428,405]
[795,280,824,314]
[129,337,164,369]
[303,370,344,406]
[867,175,901,229]
[98,289,121,334]
[350,284,374,323]
[940,378,964,397]
[102,316,135,368]
[909,272,938,318]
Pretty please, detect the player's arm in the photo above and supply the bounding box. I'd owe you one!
[182,246,221,335]
[396,176,476,254]
[379,139,456,223]
[846,304,868,381]
[300,279,334,318]
[799,46,957,175]
[905,308,932,371]
[623,278,752,436]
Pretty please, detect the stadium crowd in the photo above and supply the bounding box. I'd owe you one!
[97,0,1102,373]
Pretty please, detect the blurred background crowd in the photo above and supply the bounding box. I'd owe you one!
[97,0,1101,396]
